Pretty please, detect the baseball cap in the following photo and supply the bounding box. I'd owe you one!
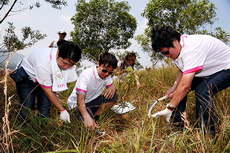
[57,29,66,34]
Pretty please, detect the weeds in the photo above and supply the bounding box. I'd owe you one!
[0,66,229,152]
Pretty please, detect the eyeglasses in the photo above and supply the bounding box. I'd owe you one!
[160,49,170,55]
[161,51,170,55]
[60,33,66,36]
[102,69,113,74]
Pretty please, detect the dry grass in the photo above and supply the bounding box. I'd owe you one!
[0,66,229,153]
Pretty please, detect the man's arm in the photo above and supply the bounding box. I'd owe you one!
[151,72,195,122]
[41,86,70,122]
[133,72,141,88]
[166,70,183,97]
[77,94,98,130]
[169,72,195,108]
[41,87,65,111]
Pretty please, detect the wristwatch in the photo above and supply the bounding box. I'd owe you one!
[167,105,175,111]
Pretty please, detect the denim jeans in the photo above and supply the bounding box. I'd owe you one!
[16,78,51,119]
[171,69,230,134]
[75,93,118,120]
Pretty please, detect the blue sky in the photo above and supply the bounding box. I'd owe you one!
[0,0,229,68]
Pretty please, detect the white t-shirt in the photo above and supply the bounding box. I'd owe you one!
[117,60,133,80]
[49,39,58,48]
[67,66,113,109]
[21,47,76,89]
[173,35,230,77]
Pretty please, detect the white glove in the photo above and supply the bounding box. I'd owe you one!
[60,109,71,123]
[151,104,173,123]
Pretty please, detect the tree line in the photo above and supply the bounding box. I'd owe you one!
[0,0,229,68]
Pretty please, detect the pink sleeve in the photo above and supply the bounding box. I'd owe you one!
[183,66,203,75]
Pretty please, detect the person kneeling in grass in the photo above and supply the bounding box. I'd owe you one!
[67,53,118,130]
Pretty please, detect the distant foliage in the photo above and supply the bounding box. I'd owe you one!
[135,0,230,67]
[0,0,68,64]
[0,0,67,24]
[70,0,137,64]
[3,23,46,52]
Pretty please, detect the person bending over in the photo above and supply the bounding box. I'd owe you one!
[151,25,230,136]
[14,40,82,123]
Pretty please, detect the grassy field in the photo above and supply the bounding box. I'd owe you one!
[0,66,229,153]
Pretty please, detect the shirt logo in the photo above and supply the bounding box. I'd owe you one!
[55,70,64,84]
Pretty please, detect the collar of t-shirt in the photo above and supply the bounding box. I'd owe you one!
[176,35,188,59]
[93,66,106,80]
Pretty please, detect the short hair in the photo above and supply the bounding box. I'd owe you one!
[151,25,181,52]
[99,53,118,69]
[58,41,82,63]
[57,39,68,47]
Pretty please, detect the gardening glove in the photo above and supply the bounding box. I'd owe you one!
[60,109,71,123]
[151,103,173,123]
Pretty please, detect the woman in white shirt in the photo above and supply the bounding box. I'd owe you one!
[14,40,82,122]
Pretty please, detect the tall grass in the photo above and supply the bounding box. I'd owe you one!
[0,66,229,152]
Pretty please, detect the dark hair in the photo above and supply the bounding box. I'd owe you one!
[58,41,82,63]
[121,52,136,70]
[57,39,68,47]
[99,53,118,69]
[151,25,181,52]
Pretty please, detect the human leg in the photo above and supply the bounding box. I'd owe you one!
[195,69,230,135]
[16,79,38,119]
[93,93,118,117]
[171,77,204,127]
[73,96,102,121]
[36,86,51,118]
[74,93,118,121]
[171,96,187,127]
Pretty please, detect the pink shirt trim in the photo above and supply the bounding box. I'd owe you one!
[180,35,188,47]
[93,68,96,79]
[35,79,52,88]
[106,83,113,87]
[50,50,53,60]
[76,88,86,93]
[183,66,203,75]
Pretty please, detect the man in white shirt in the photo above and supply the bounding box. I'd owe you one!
[49,29,67,48]
[14,40,82,123]
[150,25,230,136]
[67,53,118,130]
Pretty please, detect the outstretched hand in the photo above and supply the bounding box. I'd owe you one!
[151,104,173,123]
[60,109,71,123]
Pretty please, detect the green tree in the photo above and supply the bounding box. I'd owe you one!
[70,0,137,64]
[135,0,230,68]
[0,0,67,24]
[0,0,68,64]
[3,22,47,51]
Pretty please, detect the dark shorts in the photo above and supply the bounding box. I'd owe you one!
[75,93,118,120]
